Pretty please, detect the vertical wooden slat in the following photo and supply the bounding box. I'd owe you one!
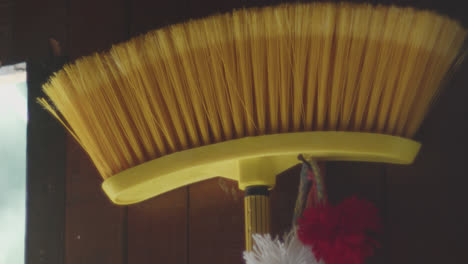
[126,1,190,264]
[65,1,129,264]
[20,1,69,263]
[386,62,468,263]
[128,188,188,264]
[65,137,127,264]
[26,58,67,264]
[189,178,245,264]
[270,165,302,237]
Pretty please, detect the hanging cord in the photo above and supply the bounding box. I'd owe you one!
[292,155,327,226]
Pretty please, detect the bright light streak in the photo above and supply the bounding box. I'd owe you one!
[0,62,27,264]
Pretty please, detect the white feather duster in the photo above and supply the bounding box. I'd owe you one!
[243,229,323,264]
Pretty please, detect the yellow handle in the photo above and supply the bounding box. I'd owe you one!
[244,186,270,251]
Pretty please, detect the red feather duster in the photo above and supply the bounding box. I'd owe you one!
[297,196,381,264]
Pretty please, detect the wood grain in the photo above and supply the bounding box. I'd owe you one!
[65,137,127,264]
[189,178,244,264]
[128,188,188,264]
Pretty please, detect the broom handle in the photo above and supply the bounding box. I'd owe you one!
[244,186,270,251]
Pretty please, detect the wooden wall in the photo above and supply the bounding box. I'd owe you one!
[16,0,468,263]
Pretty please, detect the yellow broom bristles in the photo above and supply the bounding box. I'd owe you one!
[39,3,467,179]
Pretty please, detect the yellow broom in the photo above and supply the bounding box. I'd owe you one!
[38,2,466,251]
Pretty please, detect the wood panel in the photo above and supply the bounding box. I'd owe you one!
[126,1,190,264]
[65,1,129,264]
[386,61,468,263]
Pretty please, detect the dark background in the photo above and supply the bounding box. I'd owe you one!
[1,0,467,263]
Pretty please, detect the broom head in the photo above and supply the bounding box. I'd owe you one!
[39,2,467,204]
